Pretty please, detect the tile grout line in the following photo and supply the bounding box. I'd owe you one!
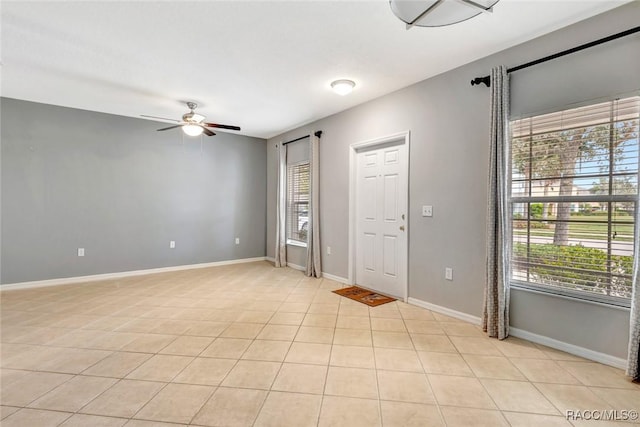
[368,302,386,427]
[402,308,449,427]
[249,274,305,427]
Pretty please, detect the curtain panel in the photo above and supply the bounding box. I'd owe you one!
[482,65,511,340]
[274,144,287,267]
[306,132,322,277]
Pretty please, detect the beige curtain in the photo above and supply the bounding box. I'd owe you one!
[306,132,322,277]
[274,143,287,267]
[482,65,510,340]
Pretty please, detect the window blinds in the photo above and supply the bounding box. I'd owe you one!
[510,96,640,303]
[287,162,310,244]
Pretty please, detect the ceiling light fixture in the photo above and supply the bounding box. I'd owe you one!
[182,124,204,136]
[390,0,499,29]
[331,79,356,96]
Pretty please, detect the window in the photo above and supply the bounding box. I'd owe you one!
[287,161,310,246]
[510,96,640,305]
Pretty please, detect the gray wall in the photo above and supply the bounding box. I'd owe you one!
[1,98,267,284]
[266,3,640,359]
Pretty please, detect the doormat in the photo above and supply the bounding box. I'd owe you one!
[332,286,396,307]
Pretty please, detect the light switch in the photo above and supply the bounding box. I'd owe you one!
[422,205,433,217]
[169,241,176,249]
[77,248,85,257]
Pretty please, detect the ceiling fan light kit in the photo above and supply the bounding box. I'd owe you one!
[390,0,499,29]
[182,124,204,137]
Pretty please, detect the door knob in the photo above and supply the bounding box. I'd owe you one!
[399,225,405,231]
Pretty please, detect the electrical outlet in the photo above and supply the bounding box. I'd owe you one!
[169,241,176,249]
[77,248,85,257]
[235,238,240,245]
[422,205,433,217]
[327,246,332,255]
[445,267,453,281]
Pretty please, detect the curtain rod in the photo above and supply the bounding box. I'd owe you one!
[282,130,323,146]
[470,26,640,88]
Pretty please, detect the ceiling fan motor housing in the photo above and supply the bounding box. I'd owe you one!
[182,112,205,123]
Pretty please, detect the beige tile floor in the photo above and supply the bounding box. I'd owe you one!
[1,261,638,426]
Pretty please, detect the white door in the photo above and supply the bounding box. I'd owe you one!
[355,142,408,299]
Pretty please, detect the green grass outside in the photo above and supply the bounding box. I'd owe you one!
[513,215,634,242]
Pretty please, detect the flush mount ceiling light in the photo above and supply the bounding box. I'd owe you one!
[390,0,499,29]
[331,79,356,96]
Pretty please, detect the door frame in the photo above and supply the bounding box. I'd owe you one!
[348,131,410,302]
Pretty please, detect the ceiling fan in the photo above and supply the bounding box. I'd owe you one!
[141,102,241,137]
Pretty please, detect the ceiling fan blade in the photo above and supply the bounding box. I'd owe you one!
[202,127,216,137]
[204,123,241,131]
[141,114,181,123]
[157,125,183,131]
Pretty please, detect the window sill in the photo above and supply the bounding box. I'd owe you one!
[286,240,307,248]
[510,282,631,311]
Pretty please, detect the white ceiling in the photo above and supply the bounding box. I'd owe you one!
[1,1,630,138]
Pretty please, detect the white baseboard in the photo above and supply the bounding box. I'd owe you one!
[264,257,349,284]
[509,327,627,370]
[321,272,349,284]
[1,257,267,291]
[280,263,350,285]
[407,297,627,370]
[408,297,482,325]
[264,257,305,272]
[287,262,305,272]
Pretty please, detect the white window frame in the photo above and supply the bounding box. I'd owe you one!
[286,160,310,247]
[509,96,639,308]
